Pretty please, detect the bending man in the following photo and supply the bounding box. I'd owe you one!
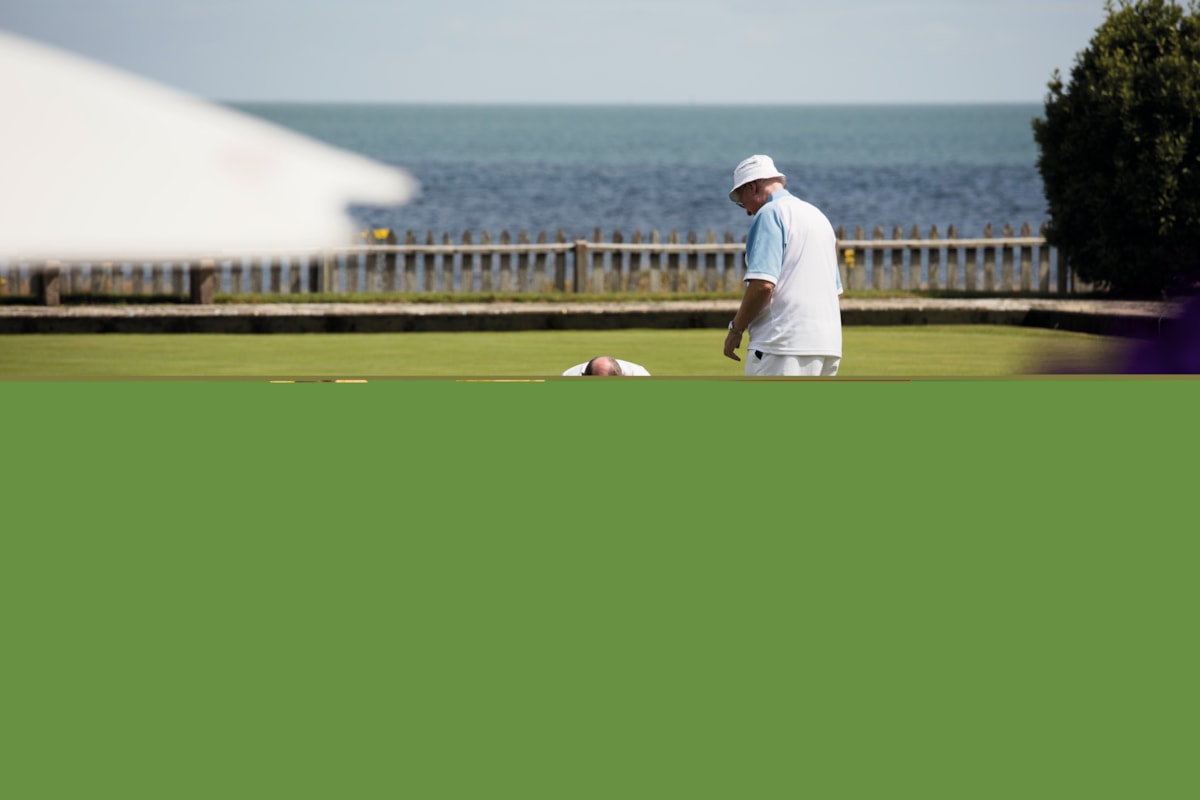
[562,356,651,376]
[723,155,843,376]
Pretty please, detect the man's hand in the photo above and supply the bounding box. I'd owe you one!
[723,328,743,361]
[725,280,772,363]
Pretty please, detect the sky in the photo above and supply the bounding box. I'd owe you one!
[0,0,1114,104]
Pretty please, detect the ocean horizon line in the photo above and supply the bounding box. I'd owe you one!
[225,99,1046,109]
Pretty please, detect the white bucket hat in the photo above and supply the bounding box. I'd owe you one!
[729,154,785,204]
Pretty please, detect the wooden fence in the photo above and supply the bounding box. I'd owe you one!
[1,222,1080,305]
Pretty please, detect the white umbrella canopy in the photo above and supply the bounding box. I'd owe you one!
[0,29,418,261]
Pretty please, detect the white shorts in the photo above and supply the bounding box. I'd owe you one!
[746,351,840,377]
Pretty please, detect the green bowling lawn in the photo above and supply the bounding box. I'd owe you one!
[0,325,1133,378]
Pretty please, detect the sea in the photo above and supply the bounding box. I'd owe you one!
[232,103,1049,242]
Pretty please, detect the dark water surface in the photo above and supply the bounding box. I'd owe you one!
[235,103,1048,240]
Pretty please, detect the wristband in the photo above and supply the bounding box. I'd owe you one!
[728,321,744,335]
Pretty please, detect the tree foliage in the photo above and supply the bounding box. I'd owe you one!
[1033,0,1200,296]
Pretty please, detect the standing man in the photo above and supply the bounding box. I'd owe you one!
[722,155,843,376]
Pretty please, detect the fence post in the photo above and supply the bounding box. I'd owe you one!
[849,225,863,290]
[269,256,282,293]
[1044,224,1062,294]
[908,225,923,289]
[554,230,568,292]
[573,237,587,294]
[362,234,378,293]
[630,229,644,292]
[983,224,995,292]
[505,229,518,292]
[946,225,959,291]
[34,261,62,306]
[590,228,605,293]
[439,233,453,293]
[382,230,398,292]
[348,250,362,294]
[303,253,316,294]
[1039,240,1052,293]
[462,230,477,293]
[518,230,531,292]
[283,256,297,294]
[685,230,699,293]
[90,263,105,295]
[189,259,215,304]
[319,252,333,294]
[889,226,904,290]
[1020,222,1033,292]
[610,230,624,292]
[500,230,514,292]
[1001,223,1015,292]
[928,225,941,291]
[649,230,662,293]
[869,226,882,290]
[370,242,383,293]
[965,239,978,292]
[108,262,125,295]
[314,253,325,295]
[480,231,495,293]
[245,257,259,294]
[701,229,716,292]
[423,231,436,292]
[130,263,145,296]
[534,231,549,292]
[724,231,739,291]
[393,232,410,293]
[666,230,681,293]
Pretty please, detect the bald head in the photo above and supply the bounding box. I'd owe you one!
[582,356,624,376]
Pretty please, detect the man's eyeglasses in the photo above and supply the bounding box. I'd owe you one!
[734,181,756,209]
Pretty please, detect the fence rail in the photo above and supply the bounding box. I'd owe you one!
[1,222,1085,305]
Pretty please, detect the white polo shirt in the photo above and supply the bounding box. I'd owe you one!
[743,189,843,358]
